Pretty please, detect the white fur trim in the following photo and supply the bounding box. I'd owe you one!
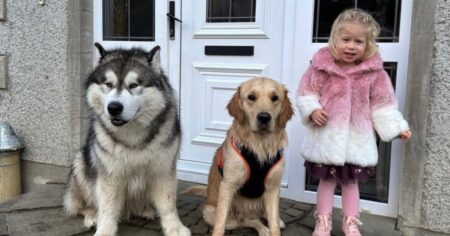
[371,106,409,142]
[301,126,378,167]
[296,95,322,124]
[345,129,378,166]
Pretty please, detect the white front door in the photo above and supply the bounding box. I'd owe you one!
[176,0,298,200]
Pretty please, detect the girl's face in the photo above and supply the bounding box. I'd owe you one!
[335,23,367,67]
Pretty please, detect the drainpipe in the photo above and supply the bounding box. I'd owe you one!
[0,121,24,202]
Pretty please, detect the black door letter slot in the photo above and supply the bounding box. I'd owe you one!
[205,46,254,56]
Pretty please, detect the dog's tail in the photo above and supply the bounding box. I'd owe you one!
[182,185,207,197]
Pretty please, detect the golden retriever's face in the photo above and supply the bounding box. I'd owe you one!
[227,77,293,133]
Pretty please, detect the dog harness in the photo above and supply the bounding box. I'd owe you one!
[217,137,284,199]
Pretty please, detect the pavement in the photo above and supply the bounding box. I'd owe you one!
[0,181,402,236]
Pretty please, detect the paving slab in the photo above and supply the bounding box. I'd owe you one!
[8,184,64,212]
[75,224,160,236]
[282,221,313,236]
[7,208,88,236]
[0,213,7,236]
[0,197,20,236]
[117,224,161,236]
[0,198,20,214]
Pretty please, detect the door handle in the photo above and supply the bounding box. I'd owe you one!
[167,1,182,40]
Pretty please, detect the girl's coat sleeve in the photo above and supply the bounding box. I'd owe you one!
[296,65,324,124]
[370,70,409,141]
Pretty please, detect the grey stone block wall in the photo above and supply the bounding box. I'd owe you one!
[422,0,450,233]
[0,1,71,166]
[0,1,92,167]
[399,0,450,235]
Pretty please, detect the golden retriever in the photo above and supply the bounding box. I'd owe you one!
[184,77,294,236]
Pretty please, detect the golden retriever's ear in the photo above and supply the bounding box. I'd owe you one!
[227,87,245,124]
[278,89,294,128]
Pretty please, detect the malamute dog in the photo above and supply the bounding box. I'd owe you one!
[64,43,190,236]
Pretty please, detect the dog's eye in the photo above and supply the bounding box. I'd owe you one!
[105,82,113,88]
[129,83,139,89]
[248,94,256,101]
[271,95,279,102]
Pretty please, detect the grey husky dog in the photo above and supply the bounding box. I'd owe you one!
[64,43,190,236]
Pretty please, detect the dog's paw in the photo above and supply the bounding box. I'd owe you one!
[93,224,118,236]
[279,218,285,229]
[81,209,96,228]
[165,225,191,236]
[84,216,96,228]
[257,226,270,236]
[93,228,117,236]
[93,232,115,236]
[141,207,157,220]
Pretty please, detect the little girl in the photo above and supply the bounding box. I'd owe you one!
[296,9,411,236]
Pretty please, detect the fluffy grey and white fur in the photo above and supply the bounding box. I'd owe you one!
[63,43,190,236]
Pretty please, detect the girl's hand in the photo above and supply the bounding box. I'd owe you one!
[310,109,329,126]
[398,130,412,141]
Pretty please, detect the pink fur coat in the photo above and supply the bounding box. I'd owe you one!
[296,47,409,167]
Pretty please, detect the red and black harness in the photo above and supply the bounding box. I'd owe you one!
[217,137,284,199]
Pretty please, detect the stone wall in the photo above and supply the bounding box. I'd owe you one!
[0,1,92,166]
[0,1,72,166]
[399,0,450,235]
[421,0,450,233]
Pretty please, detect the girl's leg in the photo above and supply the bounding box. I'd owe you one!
[316,178,337,214]
[313,178,337,236]
[341,181,362,236]
[341,181,359,216]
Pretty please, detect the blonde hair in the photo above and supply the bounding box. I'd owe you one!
[328,8,381,61]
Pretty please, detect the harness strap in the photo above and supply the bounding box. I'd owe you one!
[217,137,251,182]
[217,136,284,198]
[264,155,284,184]
[230,136,251,182]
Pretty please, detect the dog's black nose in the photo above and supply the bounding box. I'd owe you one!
[107,102,123,116]
[257,112,271,124]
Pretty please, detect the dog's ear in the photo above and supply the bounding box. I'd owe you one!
[94,42,107,60]
[148,46,161,74]
[227,87,245,124]
[278,88,294,128]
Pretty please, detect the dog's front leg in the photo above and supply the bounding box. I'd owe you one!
[263,187,281,236]
[94,177,125,236]
[212,181,236,236]
[150,176,191,236]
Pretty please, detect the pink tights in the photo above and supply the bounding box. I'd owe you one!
[316,178,360,217]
